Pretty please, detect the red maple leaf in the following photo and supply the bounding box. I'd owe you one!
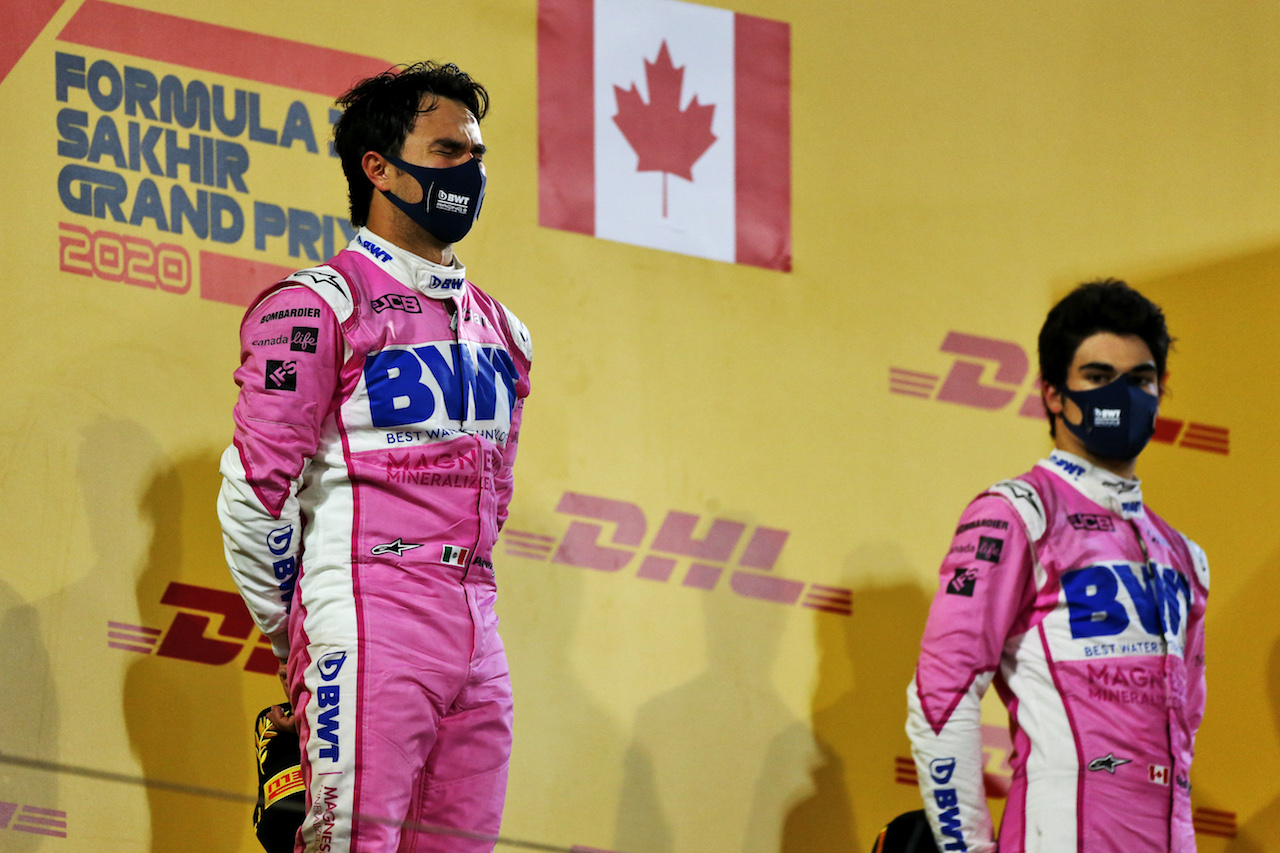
[612,41,717,217]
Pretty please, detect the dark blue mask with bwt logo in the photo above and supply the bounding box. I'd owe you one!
[379,154,485,245]
[1061,373,1159,461]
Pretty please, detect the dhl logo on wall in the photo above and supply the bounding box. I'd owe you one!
[110,490,853,687]
[27,0,391,307]
[0,803,68,840]
[504,491,853,616]
[890,330,1230,455]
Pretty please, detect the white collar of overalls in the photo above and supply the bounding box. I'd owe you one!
[1038,449,1145,520]
[348,227,468,300]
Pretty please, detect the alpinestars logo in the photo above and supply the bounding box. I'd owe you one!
[371,538,423,556]
[291,269,346,295]
[1088,753,1131,774]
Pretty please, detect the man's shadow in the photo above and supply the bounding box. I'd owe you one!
[613,583,812,853]
[779,543,933,852]
[0,578,59,852]
[77,418,257,852]
[500,550,625,852]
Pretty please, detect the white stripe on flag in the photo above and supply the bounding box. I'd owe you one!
[594,0,736,262]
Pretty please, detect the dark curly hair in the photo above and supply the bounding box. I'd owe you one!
[333,61,490,227]
[1038,279,1172,435]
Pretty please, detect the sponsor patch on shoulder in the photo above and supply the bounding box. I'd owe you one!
[947,567,979,596]
[975,536,1004,562]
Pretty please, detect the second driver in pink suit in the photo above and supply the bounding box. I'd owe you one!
[907,280,1209,853]
[218,63,530,852]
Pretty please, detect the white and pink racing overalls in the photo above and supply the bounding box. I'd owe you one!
[218,228,532,852]
[907,450,1209,853]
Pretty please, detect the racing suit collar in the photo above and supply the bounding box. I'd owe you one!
[1038,449,1145,519]
[348,227,468,300]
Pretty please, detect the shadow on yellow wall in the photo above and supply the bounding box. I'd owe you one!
[77,419,254,851]
[782,543,931,852]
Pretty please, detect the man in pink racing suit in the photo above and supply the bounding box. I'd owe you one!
[907,280,1209,852]
[218,63,531,852]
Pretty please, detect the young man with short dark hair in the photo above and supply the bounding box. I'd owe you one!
[219,62,531,852]
[907,280,1208,852]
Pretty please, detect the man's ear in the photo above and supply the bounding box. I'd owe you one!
[1042,382,1065,418]
[362,151,393,191]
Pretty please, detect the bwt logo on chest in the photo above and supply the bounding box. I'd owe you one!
[1062,562,1192,642]
[363,341,519,428]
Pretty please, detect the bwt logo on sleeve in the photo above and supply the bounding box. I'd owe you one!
[927,757,967,850]
[362,341,519,430]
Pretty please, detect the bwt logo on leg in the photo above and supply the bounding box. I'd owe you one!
[502,492,853,616]
[314,650,347,762]
[888,330,1230,455]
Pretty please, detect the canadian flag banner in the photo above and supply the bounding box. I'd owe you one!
[538,0,791,271]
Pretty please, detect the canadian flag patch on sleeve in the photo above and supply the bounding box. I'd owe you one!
[441,545,471,567]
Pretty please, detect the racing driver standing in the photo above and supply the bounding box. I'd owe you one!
[218,62,531,852]
[907,280,1209,852]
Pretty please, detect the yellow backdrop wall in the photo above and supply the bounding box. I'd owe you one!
[0,1,1273,851]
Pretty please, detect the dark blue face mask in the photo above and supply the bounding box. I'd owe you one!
[1060,374,1159,461]
[379,154,485,245]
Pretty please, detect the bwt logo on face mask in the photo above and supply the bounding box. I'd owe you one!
[1063,562,1191,643]
[363,342,519,430]
[435,190,470,214]
[1095,408,1122,427]
[888,330,1230,455]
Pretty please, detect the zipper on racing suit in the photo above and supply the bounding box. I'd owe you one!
[1129,518,1176,848]
[447,297,484,583]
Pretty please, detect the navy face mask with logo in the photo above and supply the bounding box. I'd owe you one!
[1060,374,1160,461]
[379,154,485,245]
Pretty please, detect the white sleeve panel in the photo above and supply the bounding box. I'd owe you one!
[907,671,998,853]
[217,443,300,659]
